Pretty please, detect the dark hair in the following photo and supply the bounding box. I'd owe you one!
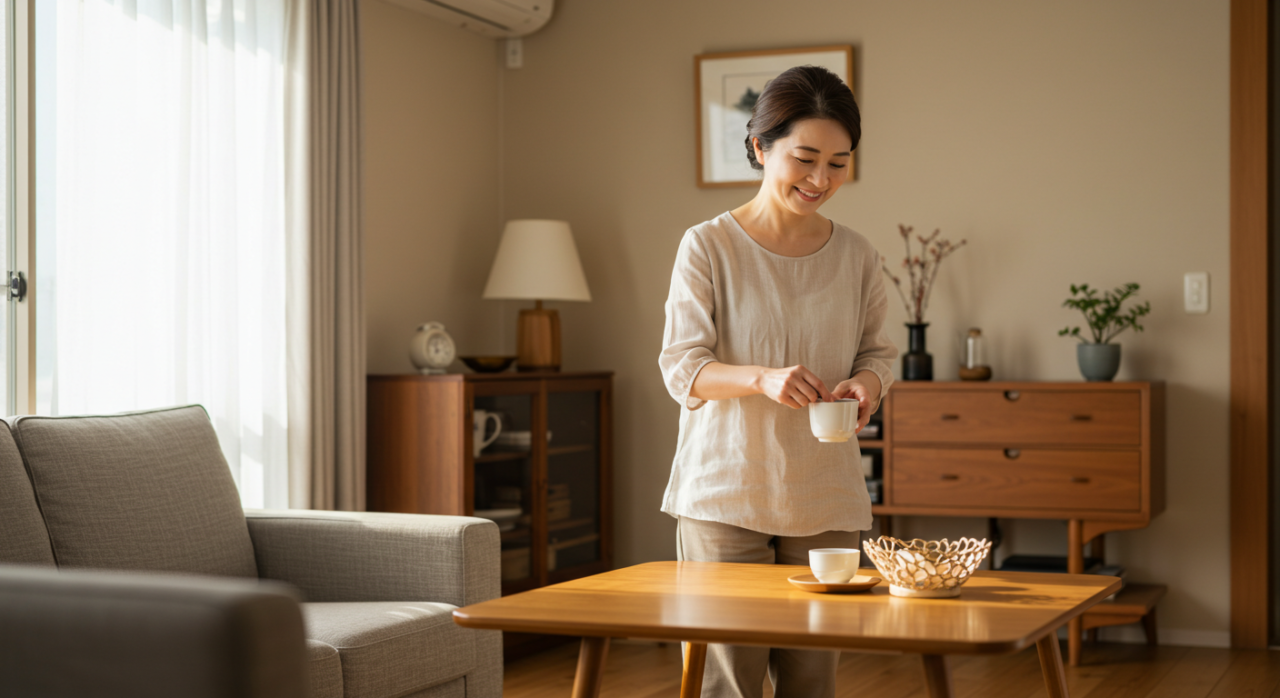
[744,65,860,170]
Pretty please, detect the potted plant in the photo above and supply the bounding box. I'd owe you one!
[1058,283,1151,381]
[881,225,966,381]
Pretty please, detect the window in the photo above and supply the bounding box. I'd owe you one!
[31,0,288,507]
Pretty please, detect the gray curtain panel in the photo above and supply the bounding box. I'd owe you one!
[285,0,366,512]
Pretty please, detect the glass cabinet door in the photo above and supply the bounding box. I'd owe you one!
[545,389,602,576]
[473,390,536,590]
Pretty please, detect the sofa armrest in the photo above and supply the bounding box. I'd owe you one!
[0,564,307,698]
[244,509,500,607]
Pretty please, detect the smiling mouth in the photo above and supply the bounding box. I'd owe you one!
[795,187,823,202]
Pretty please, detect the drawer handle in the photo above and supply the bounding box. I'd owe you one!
[1071,476,1091,484]
[1004,390,1021,401]
[1071,414,1093,422]
[940,474,960,481]
[1004,448,1021,459]
[941,414,960,421]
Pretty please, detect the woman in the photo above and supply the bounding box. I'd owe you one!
[659,65,898,698]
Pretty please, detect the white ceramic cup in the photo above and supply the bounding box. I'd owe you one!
[809,398,859,442]
[809,548,861,584]
[473,409,502,458]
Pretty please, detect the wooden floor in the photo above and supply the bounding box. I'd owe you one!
[503,640,1280,698]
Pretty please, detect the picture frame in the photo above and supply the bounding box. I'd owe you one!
[695,45,856,188]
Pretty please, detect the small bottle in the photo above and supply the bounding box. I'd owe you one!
[965,328,984,370]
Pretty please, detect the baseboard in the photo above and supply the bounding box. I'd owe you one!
[1094,625,1231,648]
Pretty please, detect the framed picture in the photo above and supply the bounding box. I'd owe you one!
[695,45,855,188]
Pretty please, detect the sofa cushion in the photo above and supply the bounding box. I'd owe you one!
[0,421,55,565]
[303,602,475,698]
[12,405,258,578]
[306,640,343,698]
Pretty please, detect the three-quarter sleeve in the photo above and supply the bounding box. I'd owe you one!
[660,231,719,410]
[850,253,898,401]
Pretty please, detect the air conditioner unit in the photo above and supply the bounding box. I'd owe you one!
[384,0,553,39]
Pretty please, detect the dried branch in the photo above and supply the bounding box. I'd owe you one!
[881,225,967,323]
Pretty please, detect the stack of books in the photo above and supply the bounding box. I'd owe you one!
[547,483,571,522]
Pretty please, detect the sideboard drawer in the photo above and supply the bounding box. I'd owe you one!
[891,390,1141,446]
[891,447,1142,513]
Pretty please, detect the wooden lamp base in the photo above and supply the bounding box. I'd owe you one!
[517,300,561,372]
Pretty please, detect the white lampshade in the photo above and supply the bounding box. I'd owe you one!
[482,220,592,302]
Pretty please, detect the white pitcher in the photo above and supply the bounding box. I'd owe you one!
[473,409,502,458]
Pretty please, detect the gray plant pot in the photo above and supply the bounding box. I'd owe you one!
[1077,343,1121,382]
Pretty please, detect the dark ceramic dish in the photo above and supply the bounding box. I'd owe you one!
[461,355,517,373]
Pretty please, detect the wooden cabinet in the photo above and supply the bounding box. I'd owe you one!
[870,381,1165,667]
[366,372,613,602]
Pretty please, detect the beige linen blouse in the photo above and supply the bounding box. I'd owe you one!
[659,212,898,537]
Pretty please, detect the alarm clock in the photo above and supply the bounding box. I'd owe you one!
[409,322,456,374]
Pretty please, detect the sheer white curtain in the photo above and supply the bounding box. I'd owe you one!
[41,0,289,508]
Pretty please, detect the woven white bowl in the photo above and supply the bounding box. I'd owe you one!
[862,536,992,598]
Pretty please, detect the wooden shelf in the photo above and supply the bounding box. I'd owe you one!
[1087,583,1166,617]
[500,526,531,542]
[548,444,594,457]
[857,439,885,448]
[549,532,599,552]
[476,450,531,463]
[549,517,594,533]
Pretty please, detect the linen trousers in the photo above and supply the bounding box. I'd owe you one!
[676,516,861,698]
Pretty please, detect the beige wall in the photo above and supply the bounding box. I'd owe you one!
[363,0,505,374]
[496,0,1231,645]
[363,0,1232,644]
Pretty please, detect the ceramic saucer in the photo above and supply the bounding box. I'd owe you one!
[787,573,881,594]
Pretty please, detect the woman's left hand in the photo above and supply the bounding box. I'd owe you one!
[833,371,882,433]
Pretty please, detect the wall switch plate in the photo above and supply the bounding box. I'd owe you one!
[1184,272,1209,313]
[505,39,523,69]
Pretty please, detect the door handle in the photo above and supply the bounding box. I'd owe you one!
[941,414,960,421]
[1004,449,1021,459]
[1071,476,1091,484]
[1071,415,1093,422]
[940,474,960,481]
[1004,390,1020,401]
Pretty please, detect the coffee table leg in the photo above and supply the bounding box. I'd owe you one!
[681,642,707,698]
[921,655,954,698]
[571,637,610,698]
[1036,633,1071,698]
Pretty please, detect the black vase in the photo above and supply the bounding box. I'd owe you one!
[902,323,933,381]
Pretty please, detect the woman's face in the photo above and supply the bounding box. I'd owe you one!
[754,118,852,217]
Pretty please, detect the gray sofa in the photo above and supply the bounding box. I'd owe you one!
[0,405,501,698]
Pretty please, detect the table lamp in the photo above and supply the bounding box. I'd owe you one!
[482,220,592,372]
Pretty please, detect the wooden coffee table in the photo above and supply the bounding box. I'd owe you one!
[453,561,1121,698]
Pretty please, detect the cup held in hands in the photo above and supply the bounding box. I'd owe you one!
[809,548,861,584]
[809,398,859,442]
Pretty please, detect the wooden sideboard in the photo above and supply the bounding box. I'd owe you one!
[866,381,1165,666]
[366,372,613,657]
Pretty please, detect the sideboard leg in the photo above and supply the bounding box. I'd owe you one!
[1037,633,1071,698]
[921,655,954,698]
[1142,608,1159,646]
[571,637,610,698]
[681,642,708,698]
[1067,519,1085,667]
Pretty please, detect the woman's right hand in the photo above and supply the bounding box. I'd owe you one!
[755,365,834,409]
